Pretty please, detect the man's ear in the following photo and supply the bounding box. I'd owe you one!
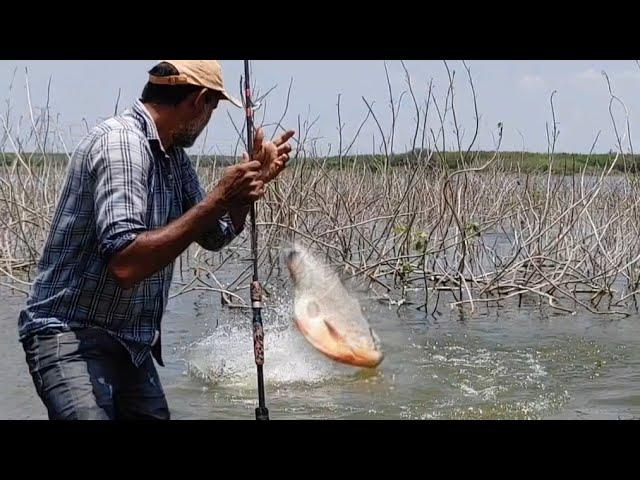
[193,88,209,110]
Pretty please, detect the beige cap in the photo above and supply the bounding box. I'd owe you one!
[149,60,243,108]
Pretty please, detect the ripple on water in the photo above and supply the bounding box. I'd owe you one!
[400,338,571,419]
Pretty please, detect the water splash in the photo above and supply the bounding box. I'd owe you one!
[185,295,361,389]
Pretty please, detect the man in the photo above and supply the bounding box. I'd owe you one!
[18,60,295,420]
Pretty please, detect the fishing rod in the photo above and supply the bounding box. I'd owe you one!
[244,59,269,421]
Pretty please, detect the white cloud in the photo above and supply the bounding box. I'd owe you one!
[518,74,546,90]
[572,68,604,89]
[571,68,640,94]
[576,68,601,81]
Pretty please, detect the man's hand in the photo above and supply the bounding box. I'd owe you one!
[211,159,266,209]
[251,127,295,183]
[210,129,294,238]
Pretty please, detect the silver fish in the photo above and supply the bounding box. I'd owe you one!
[284,245,383,368]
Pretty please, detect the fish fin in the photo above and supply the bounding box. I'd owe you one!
[324,319,345,342]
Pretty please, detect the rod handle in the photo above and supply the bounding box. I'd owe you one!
[255,407,269,420]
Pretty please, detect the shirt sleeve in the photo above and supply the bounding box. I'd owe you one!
[178,151,244,251]
[88,128,151,262]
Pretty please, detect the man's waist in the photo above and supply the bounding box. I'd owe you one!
[20,315,160,345]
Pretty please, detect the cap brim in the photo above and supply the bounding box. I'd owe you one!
[219,90,243,108]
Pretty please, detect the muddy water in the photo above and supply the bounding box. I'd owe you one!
[1,282,638,420]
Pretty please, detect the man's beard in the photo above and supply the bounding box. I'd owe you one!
[173,116,207,149]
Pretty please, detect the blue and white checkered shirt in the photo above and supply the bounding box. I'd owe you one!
[18,100,240,367]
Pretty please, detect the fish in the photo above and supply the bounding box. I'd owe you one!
[284,245,384,368]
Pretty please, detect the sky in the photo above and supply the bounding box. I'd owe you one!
[1,60,639,155]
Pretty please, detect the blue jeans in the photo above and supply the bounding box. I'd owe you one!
[21,327,170,420]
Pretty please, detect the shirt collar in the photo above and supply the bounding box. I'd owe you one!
[131,99,167,154]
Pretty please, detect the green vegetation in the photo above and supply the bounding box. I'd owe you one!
[2,150,639,174]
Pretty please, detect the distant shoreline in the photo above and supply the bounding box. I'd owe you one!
[1,150,637,174]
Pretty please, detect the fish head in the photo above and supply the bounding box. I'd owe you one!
[284,248,303,285]
[284,246,319,291]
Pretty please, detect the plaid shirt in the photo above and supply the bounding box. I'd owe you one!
[19,100,240,367]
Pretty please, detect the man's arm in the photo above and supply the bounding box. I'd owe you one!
[108,190,230,289]
[90,129,264,290]
[179,151,250,251]
[228,205,250,232]
[195,205,250,251]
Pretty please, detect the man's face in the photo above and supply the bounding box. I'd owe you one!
[173,93,218,148]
